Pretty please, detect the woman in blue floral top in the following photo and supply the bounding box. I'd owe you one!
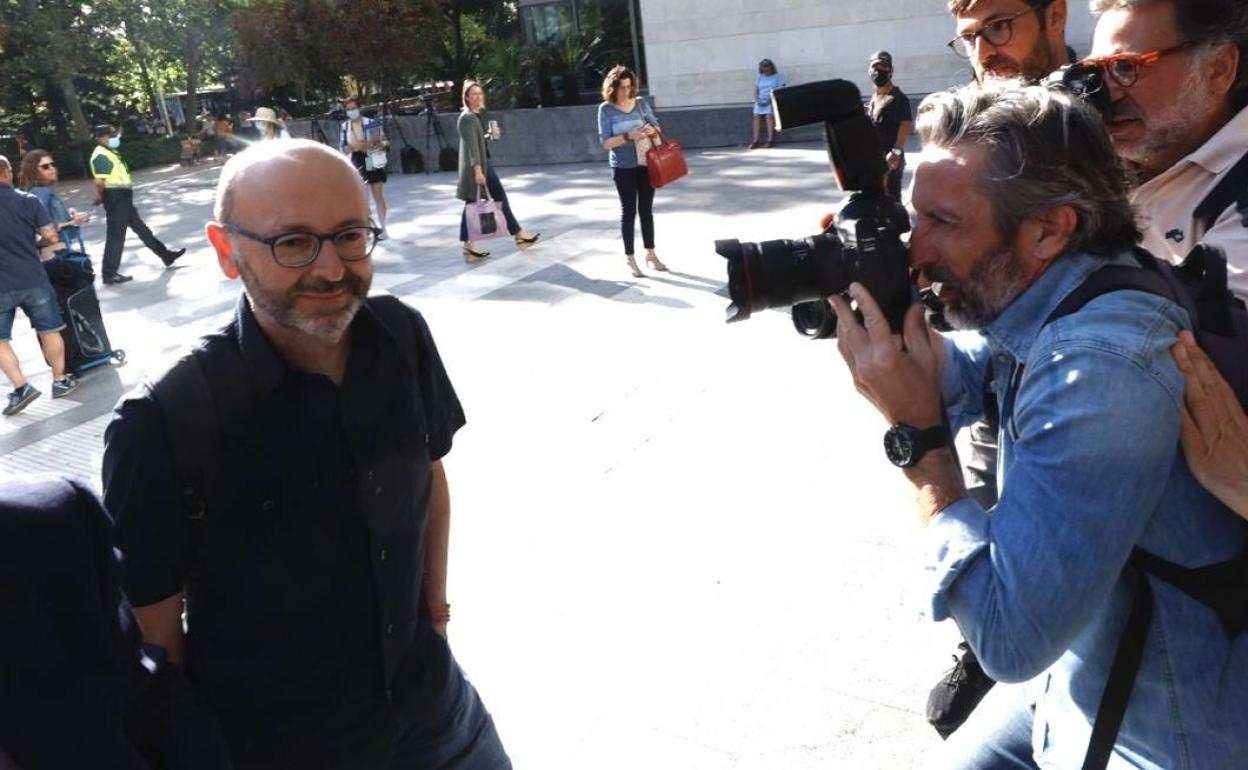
[597,65,668,278]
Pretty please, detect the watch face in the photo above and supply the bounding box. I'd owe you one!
[884,426,916,467]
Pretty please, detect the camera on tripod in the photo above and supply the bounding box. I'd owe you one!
[715,79,914,338]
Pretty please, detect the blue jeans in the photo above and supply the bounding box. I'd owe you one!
[933,683,1039,770]
[0,283,65,341]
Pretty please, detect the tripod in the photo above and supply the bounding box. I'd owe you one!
[418,97,456,174]
[308,117,333,148]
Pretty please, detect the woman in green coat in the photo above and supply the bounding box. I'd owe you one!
[457,81,539,261]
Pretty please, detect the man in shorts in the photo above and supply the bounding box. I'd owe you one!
[0,155,77,416]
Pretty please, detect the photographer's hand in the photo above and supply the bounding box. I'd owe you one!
[830,283,963,523]
[828,283,943,428]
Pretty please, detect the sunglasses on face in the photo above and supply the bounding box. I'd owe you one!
[1079,40,1195,88]
[948,1,1050,59]
[38,162,55,170]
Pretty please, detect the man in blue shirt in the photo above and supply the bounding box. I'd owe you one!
[830,84,1246,768]
[0,155,78,416]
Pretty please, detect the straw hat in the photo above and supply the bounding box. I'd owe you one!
[250,107,281,125]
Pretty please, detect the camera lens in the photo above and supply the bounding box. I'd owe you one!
[716,234,850,323]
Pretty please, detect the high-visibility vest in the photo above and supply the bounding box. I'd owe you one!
[89,145,132,187]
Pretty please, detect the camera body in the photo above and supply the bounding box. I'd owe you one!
[716,79,913,337]
[1042,63,1113,123]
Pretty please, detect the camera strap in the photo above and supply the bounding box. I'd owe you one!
[1193,147,1248,234]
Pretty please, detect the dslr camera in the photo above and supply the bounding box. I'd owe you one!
[715,79,914,337]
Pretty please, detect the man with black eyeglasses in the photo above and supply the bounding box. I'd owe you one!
[101,139,512,770]
[948,0,1071,82]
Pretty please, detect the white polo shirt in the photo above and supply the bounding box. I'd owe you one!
[1132,105,1248,302]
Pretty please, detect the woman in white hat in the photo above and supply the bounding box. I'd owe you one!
[251,107,290,141]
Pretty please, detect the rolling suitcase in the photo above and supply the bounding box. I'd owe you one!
[42,235,125,377]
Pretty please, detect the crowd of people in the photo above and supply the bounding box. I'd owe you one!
[1,0,1247,767]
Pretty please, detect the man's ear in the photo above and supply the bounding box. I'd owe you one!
[205,222,240,279]
[1205,41,1240,99]
[1046,0,1068,41]
[1021,204,1078,265]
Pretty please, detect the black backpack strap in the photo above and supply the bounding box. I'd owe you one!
[1193,148,1248,234]
[1133,549,1248,635]
[151,350,219,523]
[1082,570,1154,770]
[1045,259,1173,326]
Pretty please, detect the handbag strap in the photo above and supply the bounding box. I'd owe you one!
[475,184,493,202]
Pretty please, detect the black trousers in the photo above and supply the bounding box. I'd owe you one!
[101,187,173,277]
[612,166,655,255]
[459,167,521,242]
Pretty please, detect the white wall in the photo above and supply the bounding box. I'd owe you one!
[639,0,1096,108]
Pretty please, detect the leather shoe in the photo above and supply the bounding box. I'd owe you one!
[102,273,133,285]
[162,248,186,266]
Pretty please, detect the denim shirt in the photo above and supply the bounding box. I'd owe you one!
[598,98,658,169]
[28,186,79,249]
[928,251,1247,769]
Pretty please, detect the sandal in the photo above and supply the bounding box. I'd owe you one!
[515,232,541,246]
[463,246,491,262]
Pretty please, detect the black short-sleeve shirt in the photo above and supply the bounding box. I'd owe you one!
[102,295,466,764]
[867,85,912,154]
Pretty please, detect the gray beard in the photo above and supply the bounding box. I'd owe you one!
[236,256,368,343]
[938,247,1031,331]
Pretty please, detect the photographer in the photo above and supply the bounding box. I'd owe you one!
[831,83,1245,769]
[1086,0,1248,517]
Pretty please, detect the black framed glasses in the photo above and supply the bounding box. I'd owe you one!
[225,223,381,268]
[948,1,1050,59]
[1079,41,1195,88]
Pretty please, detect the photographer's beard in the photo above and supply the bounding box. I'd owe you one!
[1109,59,1218,179]
[924,243,1030,330]
[236,254,371,343]
[979,35,1059,82]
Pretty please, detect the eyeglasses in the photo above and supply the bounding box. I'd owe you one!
[225,223,380,268]
[948,1,1050,59]
[1079,41,1195,88]
[38,162,55,170]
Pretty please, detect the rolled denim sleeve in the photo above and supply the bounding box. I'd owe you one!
[922,333,1182,683]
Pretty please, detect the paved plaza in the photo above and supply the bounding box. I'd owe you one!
[1,146,960,768]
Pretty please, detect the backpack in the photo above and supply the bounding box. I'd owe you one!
[150,295,424,530]
[1024,243,1248,770]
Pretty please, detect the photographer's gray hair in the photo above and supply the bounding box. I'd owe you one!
[916,83,1140,258]
[1089,0,1248,109]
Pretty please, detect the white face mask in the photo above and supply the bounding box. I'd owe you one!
[107,136,121,149]
[346,109,361,120]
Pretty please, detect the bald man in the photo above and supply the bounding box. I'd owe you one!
[101,140,510,770]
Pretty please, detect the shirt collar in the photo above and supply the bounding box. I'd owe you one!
[980,251,1121,361]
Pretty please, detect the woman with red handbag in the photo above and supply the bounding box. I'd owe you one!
[456,81,539,262]
[597,65,668,278]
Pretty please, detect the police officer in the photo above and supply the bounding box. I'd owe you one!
[90,125,185,285]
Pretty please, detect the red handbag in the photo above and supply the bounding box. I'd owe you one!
[646,134,688,188]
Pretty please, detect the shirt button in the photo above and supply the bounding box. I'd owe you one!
[996,354,1009,365]
[375,485,383,495]
[379,549,387,562]
[261,499,275,512]
[366,470,375,482]
[387,623,395,635]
